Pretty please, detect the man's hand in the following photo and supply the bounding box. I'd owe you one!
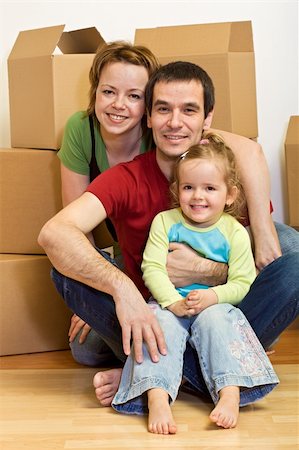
[251,225,282,271]
[166,242,204,287]
[167,242,228,287]
[69,314,91,344]
[114,285,167,364]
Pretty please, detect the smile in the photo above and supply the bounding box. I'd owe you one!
[164,134,186,141]
[107,113,128,121]
[191,205,208,210]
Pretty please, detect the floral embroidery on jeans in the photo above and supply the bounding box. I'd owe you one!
[228,320,266,376]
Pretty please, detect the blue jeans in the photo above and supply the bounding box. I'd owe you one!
[51,222,299,396]
[112,302,279,414]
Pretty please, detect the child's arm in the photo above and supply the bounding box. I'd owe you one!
[142,212,183,309]
[211,223,256,304]
[184,288,218,315]
[185,222,257,315]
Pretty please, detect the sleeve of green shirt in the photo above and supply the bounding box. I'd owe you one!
[57,111,92,175]
[212,219,257,305]
[142,212,183,308]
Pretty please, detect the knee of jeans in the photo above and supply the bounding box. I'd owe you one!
[69,339,109,367]
[195,304,237,330]
[272,251,299,281]
[50,267,64,295]
[275,222,299,254]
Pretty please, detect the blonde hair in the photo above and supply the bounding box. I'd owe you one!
[170,133,246,221]
[87,41,160,131]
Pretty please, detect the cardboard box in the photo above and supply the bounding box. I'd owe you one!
[8,25,105,149]
[285,116,299,227]
[0,254,72,356]
[135,21,258,138]
[0,148,118,253]
[0,148,62,254]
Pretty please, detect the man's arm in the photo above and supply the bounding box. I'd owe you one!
[38,192,166,363]
[212,129,281,269]
[167,242,228,288]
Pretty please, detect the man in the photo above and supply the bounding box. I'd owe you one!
[39,61,299,405]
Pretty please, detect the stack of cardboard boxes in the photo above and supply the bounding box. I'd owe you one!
[0,25,106,356]
[2,20,263,356]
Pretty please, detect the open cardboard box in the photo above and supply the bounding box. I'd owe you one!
[8,25,105,150]
[285,116,299,228]
[135,21,258,138]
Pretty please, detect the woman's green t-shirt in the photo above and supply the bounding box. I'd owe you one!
[58,111,154,174]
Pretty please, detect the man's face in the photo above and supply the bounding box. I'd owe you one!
[147,80,213,162]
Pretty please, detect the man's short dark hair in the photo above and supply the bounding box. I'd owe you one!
[145,61,215,119]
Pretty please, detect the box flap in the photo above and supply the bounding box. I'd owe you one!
[229,21,253,52]
[58,27,105,54]
[134,21,253,57]
[8,25,65,59]
[285,116,299,145]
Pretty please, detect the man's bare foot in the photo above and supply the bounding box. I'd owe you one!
[147,388,177,434]
[93,368,122,406]
[209,386,240,429]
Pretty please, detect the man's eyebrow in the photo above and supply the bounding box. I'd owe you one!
[184,102,200,109]
[153,99,200,109]
[153,99,169,107]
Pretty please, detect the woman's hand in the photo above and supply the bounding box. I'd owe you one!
[68,314,92,344]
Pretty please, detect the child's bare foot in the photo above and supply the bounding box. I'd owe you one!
[209,386,240,429]
[147,388,177,434]
[93,368,122,406]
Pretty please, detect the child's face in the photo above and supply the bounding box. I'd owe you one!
[178,158,235,228]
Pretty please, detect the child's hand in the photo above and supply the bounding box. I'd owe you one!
[167,299,190,317]
[185,289,218,315]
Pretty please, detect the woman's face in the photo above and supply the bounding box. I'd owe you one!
[95,61,149,136]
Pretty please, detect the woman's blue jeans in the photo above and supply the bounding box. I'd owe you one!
[51,222,299,396]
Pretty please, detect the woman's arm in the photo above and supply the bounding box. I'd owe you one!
[60,164,90,207]
[60,164,95,245]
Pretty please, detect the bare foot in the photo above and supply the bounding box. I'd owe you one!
[147,388,177,435]
[93,368,122,406]
[209,386,240,429]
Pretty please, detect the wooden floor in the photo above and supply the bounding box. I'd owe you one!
[0,328,298,450]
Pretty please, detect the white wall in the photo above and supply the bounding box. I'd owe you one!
[1,0,298,223]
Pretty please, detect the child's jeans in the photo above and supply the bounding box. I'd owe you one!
[112,302,279,415]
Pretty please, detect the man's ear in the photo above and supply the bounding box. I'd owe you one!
[203,110,214,130]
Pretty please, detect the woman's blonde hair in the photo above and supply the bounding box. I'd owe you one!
[170,132,246,221]
[87,41,160,130]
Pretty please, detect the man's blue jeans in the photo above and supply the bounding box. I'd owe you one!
[51,222,299,395]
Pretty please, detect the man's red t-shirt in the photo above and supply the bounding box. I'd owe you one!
[87,150,170,299]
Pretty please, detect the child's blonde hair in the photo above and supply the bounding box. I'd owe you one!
[170,132,246,221]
